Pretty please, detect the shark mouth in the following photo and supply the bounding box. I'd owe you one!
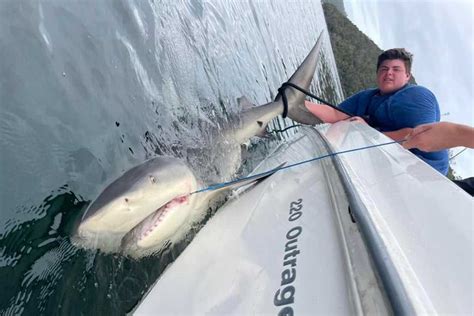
[139,195,190,240]
[120,193,196,254]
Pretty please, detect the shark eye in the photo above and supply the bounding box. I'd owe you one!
[149,175,156,184]
[124,198,129,203]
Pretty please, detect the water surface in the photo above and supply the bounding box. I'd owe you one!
[0,1,343,314]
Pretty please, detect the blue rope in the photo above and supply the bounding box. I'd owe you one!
[190,139,405,195]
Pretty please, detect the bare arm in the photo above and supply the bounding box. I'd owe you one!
[383,128,413,142]
[304,100,350,123]
[403,122,474,151]
[304,100,417,144]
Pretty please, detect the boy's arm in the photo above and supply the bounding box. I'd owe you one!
[304,100,350,123]
[383,128,413,142]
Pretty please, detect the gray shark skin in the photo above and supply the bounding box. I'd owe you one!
[275,32,325,126]
[74,31,325,258]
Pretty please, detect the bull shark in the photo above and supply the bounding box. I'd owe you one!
[74,31,325,258]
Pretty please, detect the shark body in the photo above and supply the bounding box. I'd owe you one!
[74,32,325,258]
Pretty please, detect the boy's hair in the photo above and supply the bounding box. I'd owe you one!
[377,48,413,73]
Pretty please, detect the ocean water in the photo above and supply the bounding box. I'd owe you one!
[0,1,343,314]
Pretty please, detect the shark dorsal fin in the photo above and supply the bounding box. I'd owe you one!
[237,96,255,110]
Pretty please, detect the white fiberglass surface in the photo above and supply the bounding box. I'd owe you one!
[318,121,473,314]
[135,129,357,315]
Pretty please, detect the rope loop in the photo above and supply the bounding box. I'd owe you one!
[277,86,289,118]
[276,82,354,118]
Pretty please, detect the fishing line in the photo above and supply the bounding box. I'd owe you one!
[268,124,303,134]
[449,147,468,161]
[190,139,405,195]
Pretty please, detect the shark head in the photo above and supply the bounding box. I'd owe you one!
[75,156,198,252]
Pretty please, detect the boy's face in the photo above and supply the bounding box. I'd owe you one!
[376,59,411,94]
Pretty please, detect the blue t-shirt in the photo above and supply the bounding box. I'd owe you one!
[339,84,449,175]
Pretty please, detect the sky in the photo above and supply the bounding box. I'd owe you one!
[343,0,473,177]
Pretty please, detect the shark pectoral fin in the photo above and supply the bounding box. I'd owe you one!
[248,161,287,183]
[256,129,272,138]
[255,121,272,138]
[213,162,287,193]
[237,96,256,110]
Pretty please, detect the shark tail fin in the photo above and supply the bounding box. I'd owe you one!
[276,31,325,125]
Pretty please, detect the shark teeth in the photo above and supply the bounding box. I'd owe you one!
[139,195,189,240]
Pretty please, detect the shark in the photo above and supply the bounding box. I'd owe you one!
[74,31,325,258]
